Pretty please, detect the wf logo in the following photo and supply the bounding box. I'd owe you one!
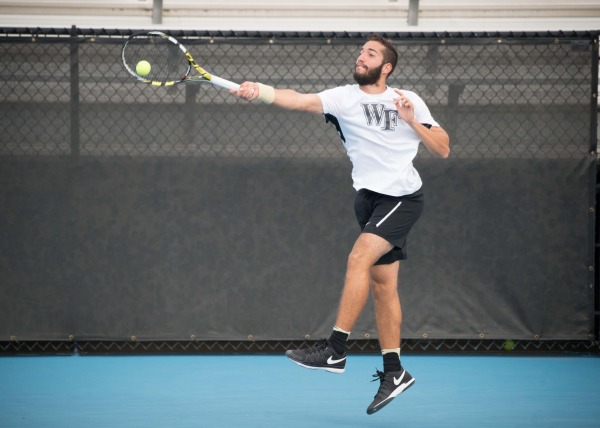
[361,103,399,131]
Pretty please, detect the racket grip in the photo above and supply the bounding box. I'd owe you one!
[210,76,240,91]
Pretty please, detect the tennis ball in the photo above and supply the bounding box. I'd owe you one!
[503,340,516,351]
[136,60,151,77]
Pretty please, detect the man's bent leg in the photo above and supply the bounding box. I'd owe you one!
[286,232,391,374]
[334,233,393,332]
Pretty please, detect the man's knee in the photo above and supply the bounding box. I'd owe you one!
[347,247,374,270]
[348,234,393,269]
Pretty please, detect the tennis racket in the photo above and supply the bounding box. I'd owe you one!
[121,31,240,90]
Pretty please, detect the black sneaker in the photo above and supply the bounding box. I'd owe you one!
[366,368,415,415]
[285,339,346,374]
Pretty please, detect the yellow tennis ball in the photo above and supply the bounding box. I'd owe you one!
[503,340,516,351]
[136,60,151,77]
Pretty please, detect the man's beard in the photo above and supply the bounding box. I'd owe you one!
[353,62,384,86]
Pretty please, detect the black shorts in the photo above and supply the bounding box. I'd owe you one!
[354,188,424,265]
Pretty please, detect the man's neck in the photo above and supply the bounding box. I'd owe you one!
[358,80,388,94]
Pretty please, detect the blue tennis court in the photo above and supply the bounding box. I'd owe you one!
[1,354,599,427]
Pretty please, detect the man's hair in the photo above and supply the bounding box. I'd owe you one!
[367,34,398,75]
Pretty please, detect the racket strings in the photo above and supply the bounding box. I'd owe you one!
[124,36,189,82]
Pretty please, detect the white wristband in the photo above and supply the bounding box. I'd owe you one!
[257,83,275,104]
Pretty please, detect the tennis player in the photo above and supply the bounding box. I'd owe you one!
[231,34,450,415]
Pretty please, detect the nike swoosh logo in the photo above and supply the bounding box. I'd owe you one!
[394,372,406,385]
[327,356,346,365]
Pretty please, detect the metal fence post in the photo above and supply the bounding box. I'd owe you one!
[408,0,419,26]
[152,0,163,25]
[69,25,80,158]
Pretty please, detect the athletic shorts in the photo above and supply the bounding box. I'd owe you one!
[354,188,424,265]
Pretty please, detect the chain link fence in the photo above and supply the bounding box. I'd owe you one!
[0,28,598,354]
[0,28,596,160]
[2,338,598,356]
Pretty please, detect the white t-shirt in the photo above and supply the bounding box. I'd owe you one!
[318,84,439,197]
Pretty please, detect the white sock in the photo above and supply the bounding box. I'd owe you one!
[381,348,401,356]
[333,325,351,335]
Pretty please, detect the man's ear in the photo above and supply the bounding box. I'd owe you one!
[382,62,393,77]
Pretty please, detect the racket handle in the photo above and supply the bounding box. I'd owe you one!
[211,76,240,91]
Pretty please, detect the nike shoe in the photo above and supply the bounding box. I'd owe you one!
[366,368,415,415]
[285,339,346,374]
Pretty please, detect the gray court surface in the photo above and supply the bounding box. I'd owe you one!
[1,354,599,427]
